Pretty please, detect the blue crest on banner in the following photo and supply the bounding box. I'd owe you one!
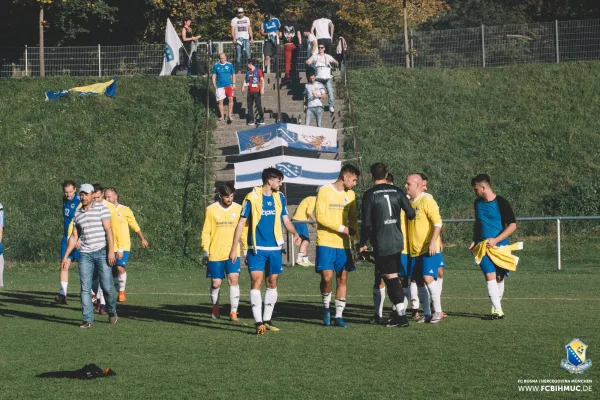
[165,43,175,62]
[277,162,302,178]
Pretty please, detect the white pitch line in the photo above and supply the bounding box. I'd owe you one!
[122,293,600,301]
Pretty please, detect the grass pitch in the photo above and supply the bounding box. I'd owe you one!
[0,242,598,399]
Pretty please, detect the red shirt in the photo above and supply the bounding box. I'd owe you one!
[245,68,263,93]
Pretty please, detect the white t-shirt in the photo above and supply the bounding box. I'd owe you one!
[307,33,317,55]
[305,81,326,108]
[307,53,335,79]
[231,16,251,39]
[312,18,332,39]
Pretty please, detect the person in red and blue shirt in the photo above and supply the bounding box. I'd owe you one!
[242,58,265,125]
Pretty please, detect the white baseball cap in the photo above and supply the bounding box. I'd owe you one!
[237,7,244,13]
[79,183,95,194]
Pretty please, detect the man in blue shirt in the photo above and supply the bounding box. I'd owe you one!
[212,53,236,124]
[261,13,281,72]
[229,168,301,335]
[56,180,81,304]
[468,174,517,320]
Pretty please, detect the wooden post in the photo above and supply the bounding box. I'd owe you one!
[39,5,45,77]
[403,0,410,69]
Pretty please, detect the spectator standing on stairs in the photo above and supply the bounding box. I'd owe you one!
[303,30,318,77]
[311,17,334,54]
[280,13,302,83]
[306,45,338,113]
[304,72,327,127]
[242,59,265,126]
[231,8,254,73]
[212,53,236,124]
[261,12,281,73]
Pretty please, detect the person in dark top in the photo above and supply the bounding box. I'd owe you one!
[279,12,302,82]
[181,17,200,75]
[359,163,415,327]
[468,174,517,319]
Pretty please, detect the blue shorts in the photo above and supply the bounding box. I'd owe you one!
[440,254,446,268]
[399,254,410,277]
[479,256,510,278]
[315,246,355,273]
[60,236,80,261]
[293,221,310,241]
[413,253,444,279]
[247,250,283,276]
[115,251,130,268]
[207,258,241,279]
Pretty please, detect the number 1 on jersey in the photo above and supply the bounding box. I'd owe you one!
[383,194,392,217]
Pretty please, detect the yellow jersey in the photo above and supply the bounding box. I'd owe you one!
[293,196,316,221]
[114,204,141,252]
[103,200,119,250]
[201,202,245,261]
[407,193,442,257]
[400,209,408,255]
[315,184,358,249]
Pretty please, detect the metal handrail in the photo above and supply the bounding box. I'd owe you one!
[287,216,600,270]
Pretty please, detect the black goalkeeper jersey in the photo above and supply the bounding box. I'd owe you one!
[359,183,416,257]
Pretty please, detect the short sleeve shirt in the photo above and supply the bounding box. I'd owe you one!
[280,20,300,45]
[73,202,112,252]
[307,54,335,79]
[231,16,251,39]
[241,193,288,249]
[312,18,332,39]
[261,18,281,41]
[245,68,263,93]
[212,62,235,88]
[304,81,326,107]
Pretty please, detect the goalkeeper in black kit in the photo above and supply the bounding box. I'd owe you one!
[359,163,415,327]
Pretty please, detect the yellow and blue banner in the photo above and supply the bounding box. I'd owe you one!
[45,78,118,101]
[236,123,338,155]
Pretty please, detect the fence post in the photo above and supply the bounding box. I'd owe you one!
[98,44,102,77]
[481,24,486,67]
[555,20,560,63]
[556,218,561,271]
[25,45,28,76]
[410,29,415,68]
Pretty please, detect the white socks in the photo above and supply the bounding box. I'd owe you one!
[119,273,127,291]
[263,288,278,321]
[250,289,263,323]
[210,286,220,306]
[418,286,431,317]
[497,280,505,300]
[0,254,4,286]
[438,277,444,293]
[97,286,106,305]
[322,292,332,309]
[410,281,419,309]
[487,280,503,311]
[230,285,240,313]
[59,281,68,296]
[334,299,346,318]
[427,281,442,313]
[394,298,407,316]
[296,252,304,262]
[373,287,385,317]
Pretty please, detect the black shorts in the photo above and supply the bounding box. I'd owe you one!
[263,41,277,57]
[375,253,401,275]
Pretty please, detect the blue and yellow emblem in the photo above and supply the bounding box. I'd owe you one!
[561,338,592,373]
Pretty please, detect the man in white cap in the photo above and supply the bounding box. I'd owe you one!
[62,183,118,328]
[231,7,254,72]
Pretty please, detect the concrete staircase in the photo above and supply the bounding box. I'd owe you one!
[208,72,349,264]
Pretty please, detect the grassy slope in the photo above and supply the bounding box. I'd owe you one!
[0,76,211,260]
[347,62,600,238]
[0,242,598,399]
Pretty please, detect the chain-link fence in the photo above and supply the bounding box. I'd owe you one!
[1,19,599,77]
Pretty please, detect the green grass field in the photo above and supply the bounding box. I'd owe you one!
[1,241,597,399]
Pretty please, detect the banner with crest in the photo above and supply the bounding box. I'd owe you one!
[236,123,338,155]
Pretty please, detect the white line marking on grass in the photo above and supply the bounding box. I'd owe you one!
[125,293,600,301]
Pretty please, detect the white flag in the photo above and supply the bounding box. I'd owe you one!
[160,18,183,76]
[234,155,341,189]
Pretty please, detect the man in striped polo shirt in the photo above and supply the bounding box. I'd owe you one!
[61,183,118,328]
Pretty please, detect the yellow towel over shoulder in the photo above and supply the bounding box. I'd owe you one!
[472,240,524,272]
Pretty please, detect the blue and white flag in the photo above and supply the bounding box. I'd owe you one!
[234,155,341,189]
[160,18,183,76]
[236,123,338,155]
